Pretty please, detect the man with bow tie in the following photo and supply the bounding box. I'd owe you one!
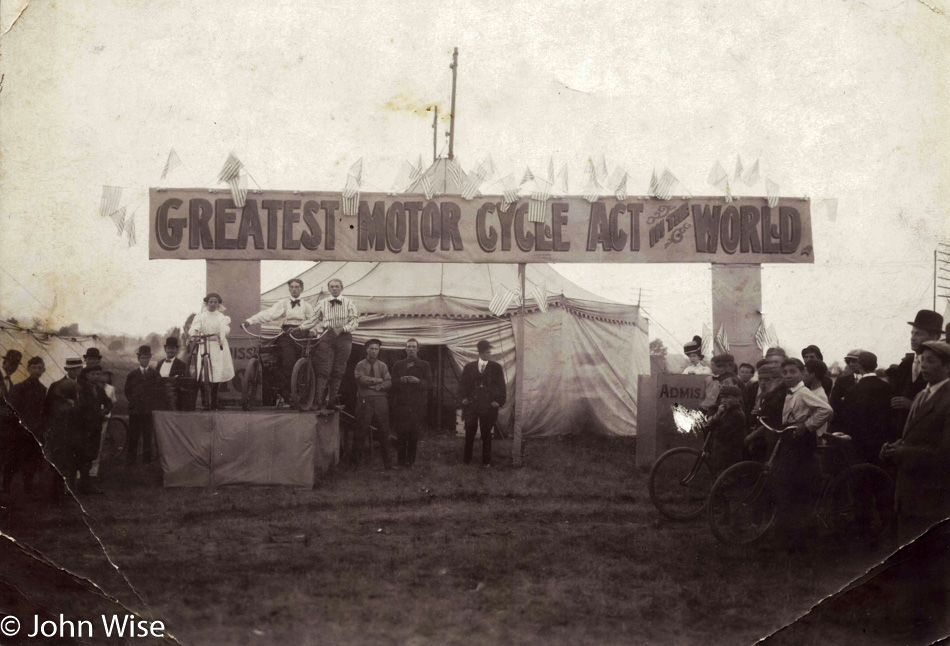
[300,278,359,409]
[155,337,188,410]
[893,310,943,431]
[246,278,315,406]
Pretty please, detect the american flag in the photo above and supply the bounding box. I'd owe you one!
[648,168,659,197]
[388,160,415,195]
[499,174,519,207]
[716,323,730,353]
[227,173,248,208]
[655,169,678,200]
[527,177,552,223]
[582,159,601,202]
[461,158,491,200]
[529,281,547,313]
[342,159,363,216]
[701,323,713,358]
[161,148,183,180]
[99,186,122,218]
[489,287,519,316]
[447,159,463,189]
[734,155,744,183]
[744,159,760,186]
[218,152,243,183]
[594,154,609,184]
[766,178,779,208]
[614,172,629,201]
[766,323,780,347]
[755,320,781,352]
[124,216,137,247]
[110,206,127,235]
[521,167,535,185]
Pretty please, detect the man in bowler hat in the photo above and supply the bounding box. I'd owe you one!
[155,337,188,410]
[459,339,507,467]
[893,310,943,429]
[83,347,103,368]
[124,345,159,464]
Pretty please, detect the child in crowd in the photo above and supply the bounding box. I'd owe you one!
[773,358,834,551]
[705,385,747,474]
[803,359,830,437]
[745,362,786,460]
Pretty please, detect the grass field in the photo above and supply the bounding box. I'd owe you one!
[0,433,931,645]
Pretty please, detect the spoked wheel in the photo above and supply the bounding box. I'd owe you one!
[242,358,262,411]
[648,447,713,521]
[197,354,214,410]
[291,358,315,411]
[707,461,776,546]
[827,463,895,545]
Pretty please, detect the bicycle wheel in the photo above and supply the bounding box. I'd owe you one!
[707,461,776,546]
[648,447,713,520]
[827,463,895,545]
[291,358,315,411]
[242,358,262,411]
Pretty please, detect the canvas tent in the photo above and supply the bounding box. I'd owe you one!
[260,262,649,437]
[0,321,104,386]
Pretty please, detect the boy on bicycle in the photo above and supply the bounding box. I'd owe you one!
[705,384,746,474]
[774,357,834,551]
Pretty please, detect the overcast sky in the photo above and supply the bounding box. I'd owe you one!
[1,0,948,367]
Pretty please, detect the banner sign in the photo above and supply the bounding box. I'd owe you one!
[150,189,813,264]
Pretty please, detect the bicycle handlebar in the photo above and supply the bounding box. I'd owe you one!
[756,417,789,434]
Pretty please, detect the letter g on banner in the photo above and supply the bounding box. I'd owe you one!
[156,198,185,250]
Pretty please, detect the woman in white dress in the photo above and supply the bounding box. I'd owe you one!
[188,292,235,410]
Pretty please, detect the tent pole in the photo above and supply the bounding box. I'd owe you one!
[512,263,526,467]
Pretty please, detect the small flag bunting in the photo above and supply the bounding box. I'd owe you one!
[655,168,678,200]
[99,186,122,218]
[521,167,535,185]
[227,173,248,208]
[218,152,243,183]
[527,177,552,223]
[648,168,659,197]
[530,282,547,313]
[734,155,744,183]
[701,323,713,359]
[582,159,601,202]
[765,178,779,208]
[716,323,730,353]
[489,287,520,316]
[554,163,569,195]
[744,159,760,186]
[110,206,127,235]
[124,215,137,247]
[389,160,414,195]
[162,148,183,180]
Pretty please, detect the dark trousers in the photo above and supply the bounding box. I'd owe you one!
[127,413,154,463]
[395,403,425,467]
[772,434,819,548]
[1,427,42,493]
[315,332,351,406]
[464,408,497,465]
[354,396,391,468]
[276,330,301,400]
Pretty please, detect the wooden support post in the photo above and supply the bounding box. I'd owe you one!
[512,263,526,466]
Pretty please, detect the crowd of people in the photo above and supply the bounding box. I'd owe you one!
[682,308,950,552]
[0,278,509,497]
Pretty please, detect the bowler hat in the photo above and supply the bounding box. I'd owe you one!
[908,309,943,333]
[136,345,152,356]
[83,347,102,360]
[476,340,492,352]
[2,350,22,363]
[165,337,180,348]
[921,340,950,362]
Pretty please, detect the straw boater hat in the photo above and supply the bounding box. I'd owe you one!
[64,358,83,370]
[683,336,703,359]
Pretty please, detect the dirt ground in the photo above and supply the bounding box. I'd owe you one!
[0,433,945,645]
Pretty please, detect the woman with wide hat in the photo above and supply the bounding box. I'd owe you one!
[681,336,711,375]
[188,293,235,410]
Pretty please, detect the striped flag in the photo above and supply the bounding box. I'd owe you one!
[227,173,248,208]
[547,156,555,183]
[755,320,769,352]
[161,148,183,180]
[124,215,137,247]
[707,161,732,202]
[734,155,744,183]
[420,166,435,201]
[521,167,535,185]
[648,168,659,197]
[409,155,425,184]
[489,287,519,316]
[342,158,363,216]
[110,206,127,235]
[461,157,492,200]
[483,154,497,180]
[614,171,629,201]
[766,323,780,347]
[530,281,548,313]
[527,177,552,223]
[765,178,779,208]
[744,159,760,185]
[499,174,519,207]
[594,154,609,184]
[716,323,730,353]
[554,163,569,195]
[582,159,601,202]
[218,152,243,182]
[388,160,415,195]
[655,168,678,200]
[99,186,122,218]
[701,323,713,358]
[447,159,463,190]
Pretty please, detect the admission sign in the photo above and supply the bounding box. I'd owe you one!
[150,189,813,264]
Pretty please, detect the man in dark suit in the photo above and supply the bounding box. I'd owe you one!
[459,339,507,467]
[892,309,943,432]
[0,350,23,491]
[842,351,899,466]
[392,338,432,468]
[2,355,44,495]
[154,337,188,410]
[43,357,82,498]
[124,345,160,465]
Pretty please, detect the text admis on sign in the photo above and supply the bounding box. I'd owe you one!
[150,189,813,264]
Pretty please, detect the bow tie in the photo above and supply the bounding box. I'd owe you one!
[165,359,174,363]
[330,299,342,305]
[291,299,300,308]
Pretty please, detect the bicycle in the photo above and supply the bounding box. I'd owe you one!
[648,408,716,521]
[706,417,895,546]
[241,324,327,412]
[187,333,219,410]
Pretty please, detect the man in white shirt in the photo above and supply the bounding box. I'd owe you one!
[300,278,359,409]
[245,278,315,405]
